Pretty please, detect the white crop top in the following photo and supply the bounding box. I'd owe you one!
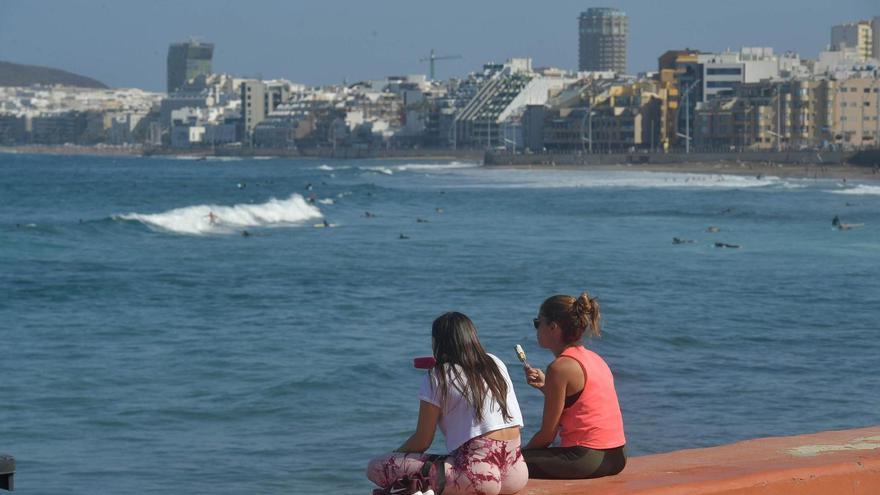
[418,353,524,452]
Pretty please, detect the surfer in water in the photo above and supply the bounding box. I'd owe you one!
[206,211,218,225]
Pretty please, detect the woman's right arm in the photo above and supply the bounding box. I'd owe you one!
[395,400,441,453]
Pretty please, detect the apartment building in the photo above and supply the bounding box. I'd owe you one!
[831,22,873,61]
[834,78,880,148]
[542,79,662,152]
[695,78,843,150]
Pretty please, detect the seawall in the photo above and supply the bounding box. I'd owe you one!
[523,425,880,494]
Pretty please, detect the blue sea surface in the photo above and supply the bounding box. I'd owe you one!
[2,153,879,494]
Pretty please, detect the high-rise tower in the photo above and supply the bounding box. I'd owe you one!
[578,8,628,73]
[166,41,214,94]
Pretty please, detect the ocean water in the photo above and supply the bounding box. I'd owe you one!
[2,153,879,494]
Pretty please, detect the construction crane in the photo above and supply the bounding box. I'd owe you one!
[419,49,462,80]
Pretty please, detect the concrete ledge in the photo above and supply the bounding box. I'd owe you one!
[523,426,880,495]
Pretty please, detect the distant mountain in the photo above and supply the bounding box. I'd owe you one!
[0,61,108,89]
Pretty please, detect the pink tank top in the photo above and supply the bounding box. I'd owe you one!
[557,346,626,449]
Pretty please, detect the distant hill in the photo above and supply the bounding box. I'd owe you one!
[0,61,108,89]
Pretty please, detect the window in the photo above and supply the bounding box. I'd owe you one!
[706,68,742,75]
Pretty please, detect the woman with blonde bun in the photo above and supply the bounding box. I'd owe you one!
[521,292,627,479]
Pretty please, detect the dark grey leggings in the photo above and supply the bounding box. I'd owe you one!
[522,445,626,479]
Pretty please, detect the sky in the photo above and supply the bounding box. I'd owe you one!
[0,0,877,91]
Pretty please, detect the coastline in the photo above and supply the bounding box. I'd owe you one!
[0,145,484,162]
[490,161,880,182]
[0,144,143,157]
[3,144,880,182]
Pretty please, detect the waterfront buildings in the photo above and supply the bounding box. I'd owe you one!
[166,41,214,94]
[693,76,880,152]
[0,85,162,145]
[2,12,878,154]
[578,8,628,73]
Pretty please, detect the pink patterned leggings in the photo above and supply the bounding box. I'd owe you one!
[367,436,528,495]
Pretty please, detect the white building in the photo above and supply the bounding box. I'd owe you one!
[813,47,880,79]
[696,48,795,102]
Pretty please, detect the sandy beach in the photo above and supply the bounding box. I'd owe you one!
[492,161,880,182]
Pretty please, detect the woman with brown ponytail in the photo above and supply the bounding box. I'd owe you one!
[521,292,627,479]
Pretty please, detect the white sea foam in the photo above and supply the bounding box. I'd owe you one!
[116,194,322,235]
[828,185,880,196]
[318,198,334,205]
[205,156,243,162]
[360,166,394,175]
[458,169,783,190]
[164,155,204,161]
[318,164,334,171]
[394,161,480,172]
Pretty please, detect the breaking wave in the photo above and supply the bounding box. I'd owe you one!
[115,194,323,235]
[828,185,880,196]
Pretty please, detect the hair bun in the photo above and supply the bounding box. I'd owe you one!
[577,292,601,336]
[576,292,591,314]
[570,292,589,328]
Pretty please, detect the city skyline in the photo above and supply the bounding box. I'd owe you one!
[0,0,876,91]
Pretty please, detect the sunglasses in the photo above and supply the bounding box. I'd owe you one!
[533,318,541,330]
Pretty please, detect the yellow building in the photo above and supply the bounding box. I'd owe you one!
[541,78,663,151]
[831,21,873,61]
[656,50,701,150]
[834,78,880,148]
